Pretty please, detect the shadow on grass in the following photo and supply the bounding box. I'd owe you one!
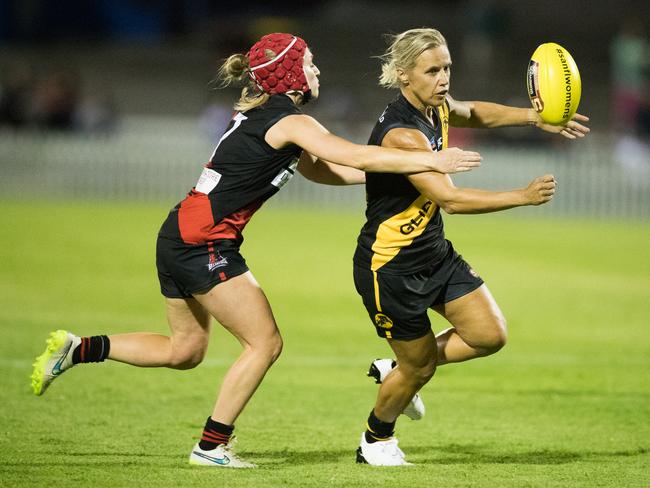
[6,445,646,469]
[245,444,649,467]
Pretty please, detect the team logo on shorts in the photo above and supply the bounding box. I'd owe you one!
[374,313,394,330]
[207,251,228,272]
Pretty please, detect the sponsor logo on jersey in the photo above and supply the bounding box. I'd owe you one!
[399,200,434,235]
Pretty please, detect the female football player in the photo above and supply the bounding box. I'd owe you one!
[30,33,483,469]
[353,28,590,466]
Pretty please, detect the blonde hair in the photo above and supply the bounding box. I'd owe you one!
[378,28,447,89]
[217,52,271,112]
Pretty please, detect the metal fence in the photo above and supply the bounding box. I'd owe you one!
[1,116,648,219]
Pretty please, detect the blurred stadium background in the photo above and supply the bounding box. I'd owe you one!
[1,0,648,216]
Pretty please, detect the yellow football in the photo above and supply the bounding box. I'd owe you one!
[527,42,581,125]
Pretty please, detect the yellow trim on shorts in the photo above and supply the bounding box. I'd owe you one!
[372,270,382,312]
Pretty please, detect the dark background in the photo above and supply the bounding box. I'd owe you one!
[0,0,648,134]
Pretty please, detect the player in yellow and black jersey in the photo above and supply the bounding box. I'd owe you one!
[354,93,451,275]
[353,28,591,466]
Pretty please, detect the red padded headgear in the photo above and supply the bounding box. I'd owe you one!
[248,33,309,95]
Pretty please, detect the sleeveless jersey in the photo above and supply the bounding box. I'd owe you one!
[158,94,302,247]
[353,93,450,274]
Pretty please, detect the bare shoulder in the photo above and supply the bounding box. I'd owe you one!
[275,113,323,131]
[266,113,327,148]
[383,127,431,150]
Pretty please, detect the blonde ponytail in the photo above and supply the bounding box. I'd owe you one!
[216,53,270,112]
[218,54,250,87]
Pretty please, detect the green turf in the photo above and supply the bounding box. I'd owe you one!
[1,200,648,487]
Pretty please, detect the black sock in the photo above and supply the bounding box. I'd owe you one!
[72,336,110,364]
[199,417,234,450]
[365,409,395,444]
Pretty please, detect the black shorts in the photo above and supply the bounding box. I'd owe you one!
[156,236,249,299]
[353,245,484,340]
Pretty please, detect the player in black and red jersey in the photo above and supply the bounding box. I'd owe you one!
[30,33,484,468]
[353,28,590,466]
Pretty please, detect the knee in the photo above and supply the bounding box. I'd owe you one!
[247,333,283,365]
[404,360,437,388]
[169,342,208,370]
[267,334,283,364]
[481,314,508,354]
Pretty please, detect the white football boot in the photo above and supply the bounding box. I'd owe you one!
[31,330,81,395]
[189,437,256,468]
[367,359,425,420]
[356,433,412,466]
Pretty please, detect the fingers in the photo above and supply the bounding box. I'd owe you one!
[568,120,590,132]
[461,150,482,162]
[447,147,482,161]
[443,147,482,173]
[463,159,482,168]
[555,114,590,139]
[458,154,482,172]
[455,163,479,172]
[567,121,590,135]
[537,174,557,201]
[540,174,555,183]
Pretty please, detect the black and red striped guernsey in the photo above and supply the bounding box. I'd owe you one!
[158,94,303,247]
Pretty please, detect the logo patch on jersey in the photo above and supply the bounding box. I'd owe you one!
[207,250,228,272]
[374,313,394,330]
[195,167,222,194]
[271,158,299,189]
[429,136,443,151]
[469,267,480,279]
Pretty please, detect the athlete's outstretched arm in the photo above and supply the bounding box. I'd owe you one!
[266,113,481,174]
[446,94,590,140]
[383,128,556,214]
[296,151,365,185]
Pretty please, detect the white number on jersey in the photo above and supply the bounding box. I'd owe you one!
[209,112,248,159]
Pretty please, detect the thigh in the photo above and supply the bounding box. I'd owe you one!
[432,284,506,344]
[165,297,213,352]
[192,271,280,347]
[387,330,437,372]
[166,297,211,329]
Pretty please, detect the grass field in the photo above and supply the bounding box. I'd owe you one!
[1,200,648,487]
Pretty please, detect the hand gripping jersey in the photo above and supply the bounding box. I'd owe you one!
[158,94,302,247]
[354,94,451,274]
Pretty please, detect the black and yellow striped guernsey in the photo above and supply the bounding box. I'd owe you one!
[353,93,451,275]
